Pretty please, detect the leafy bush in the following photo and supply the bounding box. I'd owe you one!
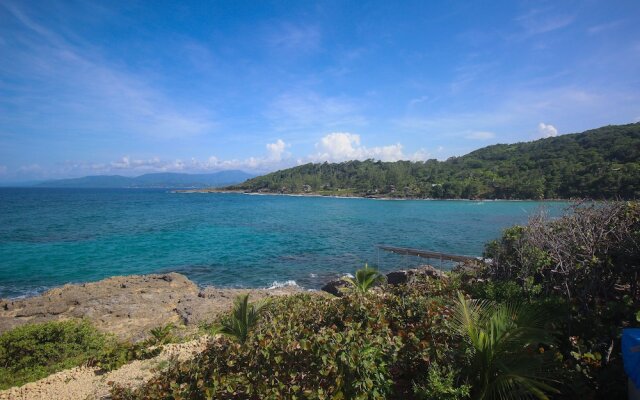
[480,201,640,397]
[113,276,462,399]
[0,320,108,389]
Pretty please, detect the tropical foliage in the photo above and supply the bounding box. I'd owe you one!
[112,278,465,399]
[149,323,175,345]
[229,123,640,199]
[215,293,267,344]
[343,264,386,293]
[452,292,559,400]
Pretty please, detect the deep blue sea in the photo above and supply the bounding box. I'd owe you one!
[0,188,568,298]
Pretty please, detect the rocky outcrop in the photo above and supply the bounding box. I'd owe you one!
[385,264,446,285]
[0,273,299,341]
[321,265,446,296]
[320,278,350,297]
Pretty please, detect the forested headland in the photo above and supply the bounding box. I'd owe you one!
[229,123,640,199]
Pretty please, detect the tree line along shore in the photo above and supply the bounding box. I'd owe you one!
[227,123,640,200]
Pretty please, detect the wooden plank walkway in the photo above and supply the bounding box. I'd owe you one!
[377,245,479,263]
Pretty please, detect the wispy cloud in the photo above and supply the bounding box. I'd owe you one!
[266,23,321,53]
[267,91,367,133]
[0,2,216,139]
[588,20,624,35]
[465,131,495,140]
[515,8,575,37]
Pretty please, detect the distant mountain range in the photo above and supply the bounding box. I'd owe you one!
[36,171,255,188]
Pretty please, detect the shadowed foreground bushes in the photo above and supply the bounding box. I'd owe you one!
[471,201,640,398]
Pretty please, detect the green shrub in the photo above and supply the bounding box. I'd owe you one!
[113,276,462,399]
[413,363,470,400]
[0,319,108,389]
[149,323,175,345]
[0,319,166,389]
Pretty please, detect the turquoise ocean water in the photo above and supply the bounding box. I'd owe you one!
[0,188,567,298]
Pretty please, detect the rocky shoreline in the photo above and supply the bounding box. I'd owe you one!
[0,265,447,341]
[0,273,301,341]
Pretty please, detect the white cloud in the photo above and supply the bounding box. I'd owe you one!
[266,139,288,161]
[310,132,429,162]
[0,165,7,175]
[465,131,495,140]
[2,132,435,180]
[537,122,558,138]
[408,96,429,108]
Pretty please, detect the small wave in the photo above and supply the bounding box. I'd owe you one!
[309,273,317,278]
[267,280,299,289]
[342,273,355,279]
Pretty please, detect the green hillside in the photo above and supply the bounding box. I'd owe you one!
[230,123,640,199]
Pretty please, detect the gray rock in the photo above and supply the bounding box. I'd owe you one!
[386,264,445,285]
[321,279,350,297]
[0,272,301,341]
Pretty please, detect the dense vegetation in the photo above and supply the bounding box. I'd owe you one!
[230,123,640,199]
[111,201,638,399]
[0,319,173,389]
[473,201,640,397]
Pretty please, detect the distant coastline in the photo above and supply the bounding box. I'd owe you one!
[173,188,571,202]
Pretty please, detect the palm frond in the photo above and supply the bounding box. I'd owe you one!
[343,264,386,293]
[215,293,267,343]
[453,291,560,400]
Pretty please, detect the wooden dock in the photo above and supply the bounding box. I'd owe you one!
[377,245,479,264]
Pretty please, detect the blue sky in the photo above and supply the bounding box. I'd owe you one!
[1,0,639,181]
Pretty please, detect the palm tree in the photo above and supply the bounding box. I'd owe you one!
[343,264,386,293]
[216,293,267,344]
[452,292,559,400]
[149,323,174,345]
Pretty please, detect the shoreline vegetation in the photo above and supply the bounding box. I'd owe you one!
[219,123,640,201]
[1,200,638,398]
[174,188,572,202]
